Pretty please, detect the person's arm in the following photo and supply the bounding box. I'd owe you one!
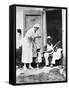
[33,35,41,41]
[34,36,41,38]
[28,37,33,41]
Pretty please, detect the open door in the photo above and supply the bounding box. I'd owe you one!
[46,10,62,46]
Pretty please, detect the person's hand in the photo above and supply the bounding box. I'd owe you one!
[33,38,35,42]
[29,37,33,41]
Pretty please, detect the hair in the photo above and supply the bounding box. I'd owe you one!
[17,29,21,35]
[36,48,40,52]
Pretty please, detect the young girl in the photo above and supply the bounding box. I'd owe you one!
[36,48,42,68]
[51,46,62,65]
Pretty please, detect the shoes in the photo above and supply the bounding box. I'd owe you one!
[29,66,33,69]
[23,66,27,71]
[46,65,49,67]
[50,64,53,67]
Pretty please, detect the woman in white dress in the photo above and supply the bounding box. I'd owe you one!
[22,24,40,70]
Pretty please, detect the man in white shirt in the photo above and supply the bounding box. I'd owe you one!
[44,36,53,66]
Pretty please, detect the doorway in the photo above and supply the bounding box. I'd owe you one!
[46,10,62,46]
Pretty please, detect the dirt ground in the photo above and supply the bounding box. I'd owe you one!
[16,66,66,83]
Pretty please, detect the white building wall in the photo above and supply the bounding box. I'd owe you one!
[62,9,66,61]
[16,7,24,49]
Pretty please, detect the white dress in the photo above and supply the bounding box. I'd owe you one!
[37,52,42,63]
[22,28,36,63]
[52,48,62,64]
